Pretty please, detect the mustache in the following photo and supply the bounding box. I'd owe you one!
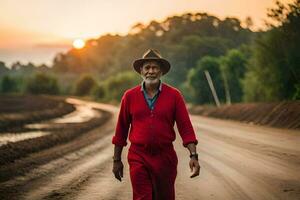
[142,75,159,79]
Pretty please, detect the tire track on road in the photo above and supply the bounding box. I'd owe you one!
[73,146,132,200]
[23,137,113,200]
[191,117,300,199]
[0,125,114,200]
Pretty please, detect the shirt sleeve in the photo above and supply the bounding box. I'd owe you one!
[112,92,131,147]
[175,91,198,147]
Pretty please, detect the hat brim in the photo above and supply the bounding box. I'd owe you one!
[133,58,171,75]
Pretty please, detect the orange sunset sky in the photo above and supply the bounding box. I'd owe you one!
[0,0,293,66]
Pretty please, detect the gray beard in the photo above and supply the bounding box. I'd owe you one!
[143,77,160,85]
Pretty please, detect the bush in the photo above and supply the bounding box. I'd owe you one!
[103,71,141,101]
[26,73,59,94]
[293,84,300,100]
[74,74,97,96]
[0,75,18,93]
[91,84,106,100]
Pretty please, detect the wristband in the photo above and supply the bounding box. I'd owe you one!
[189,153,198,160]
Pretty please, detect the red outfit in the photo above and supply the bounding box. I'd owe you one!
[112,83,198,200]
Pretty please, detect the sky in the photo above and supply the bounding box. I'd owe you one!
[0,0,293,66]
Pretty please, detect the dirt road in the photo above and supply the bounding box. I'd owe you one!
[0,98,299,200]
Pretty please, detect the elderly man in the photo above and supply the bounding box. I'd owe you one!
[112,49,200,200]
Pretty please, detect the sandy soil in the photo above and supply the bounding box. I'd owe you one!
[0,98,299,200]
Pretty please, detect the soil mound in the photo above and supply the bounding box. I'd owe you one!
[189,101,300,129]
[0,95,75,131]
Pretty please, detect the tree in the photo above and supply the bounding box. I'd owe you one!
[26,73,59,94]
[220,49,248,103]
[166,35,230,87]
[49,12,254,92]
[187,56,225,104]
[243,0,300,101]
[0,61,9,75]
[245,17,254,29]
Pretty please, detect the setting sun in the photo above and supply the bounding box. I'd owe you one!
[73,39,85,49]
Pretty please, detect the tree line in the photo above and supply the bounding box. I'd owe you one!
[1,0,299,104]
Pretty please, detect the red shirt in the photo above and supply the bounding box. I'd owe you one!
[112,83,198,147]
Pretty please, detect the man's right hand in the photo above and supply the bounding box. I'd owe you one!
[112,160,124,182]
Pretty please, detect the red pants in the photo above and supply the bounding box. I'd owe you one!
[127,143,178,200]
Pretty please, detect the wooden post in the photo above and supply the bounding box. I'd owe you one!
[204,70,221,107]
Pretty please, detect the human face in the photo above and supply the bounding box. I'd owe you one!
[140,61,162,85]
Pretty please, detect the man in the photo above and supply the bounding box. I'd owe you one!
[112,49,200,200]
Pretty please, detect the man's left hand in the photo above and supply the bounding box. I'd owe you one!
[189,159,200,178]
